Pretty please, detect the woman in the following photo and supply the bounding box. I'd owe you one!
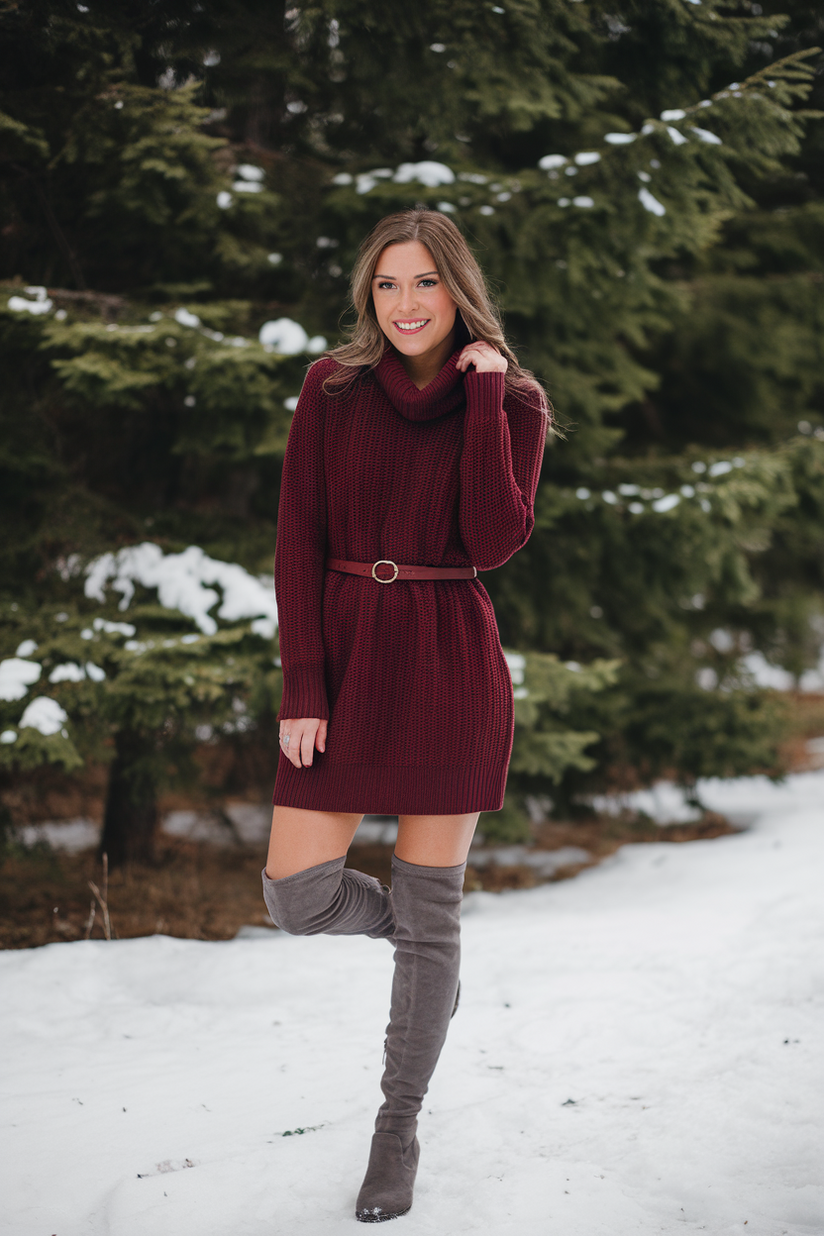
[262,208,550,1222]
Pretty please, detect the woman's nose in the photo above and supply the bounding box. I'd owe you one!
[396,288,419,316]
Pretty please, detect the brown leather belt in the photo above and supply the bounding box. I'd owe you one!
[326,557,477,583]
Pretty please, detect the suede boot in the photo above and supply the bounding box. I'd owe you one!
[355,854,465,1223]
[261,855,394,939]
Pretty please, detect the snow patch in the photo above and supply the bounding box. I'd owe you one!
[638,187,666,216]
[84,543,278,638]
[49,662,86,684]
[236,164,264,182]
[174,307,201,329]
[2,775,823,1234]
[14,817,100,852]
[8,286,53,315]
[94,617,136,637]
[392,161,455,187]
[742,652,795,691]
[258,318,326,356]
[0,658,42,702]
[503,651,525,685]
[354,169,393,195]
[19,696,68,736]
[690,126,722,145]
[651,493,680,513]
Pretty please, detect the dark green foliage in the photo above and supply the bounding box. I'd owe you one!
[1,0,823,851]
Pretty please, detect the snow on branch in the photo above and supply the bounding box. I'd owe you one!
[84,543,278,638]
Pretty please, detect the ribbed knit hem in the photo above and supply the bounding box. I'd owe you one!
[276,663,329,721]
[272,758,508,815]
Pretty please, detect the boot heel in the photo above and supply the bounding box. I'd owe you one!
[355,1132,420,1223]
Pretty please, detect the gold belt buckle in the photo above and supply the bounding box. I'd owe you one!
[372,559,399,583]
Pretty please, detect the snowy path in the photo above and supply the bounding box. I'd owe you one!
[1,778,822,1236]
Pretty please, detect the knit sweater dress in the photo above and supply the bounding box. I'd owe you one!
[272,343,547,816]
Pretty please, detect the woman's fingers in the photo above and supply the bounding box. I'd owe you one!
[279,726,298,768]
[455,341,508,374]
[279,718,325,767]
[300,726,315,767]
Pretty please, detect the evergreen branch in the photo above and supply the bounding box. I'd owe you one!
[48,288,128,322]
[717,46,821,101]
[10,163,87,291]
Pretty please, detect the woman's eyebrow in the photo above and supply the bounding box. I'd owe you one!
[372,271,439,280]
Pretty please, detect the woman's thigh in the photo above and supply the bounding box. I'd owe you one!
[395,812,481,868]
[266,805,364,879]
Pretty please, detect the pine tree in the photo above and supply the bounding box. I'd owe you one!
[2,0,823,850]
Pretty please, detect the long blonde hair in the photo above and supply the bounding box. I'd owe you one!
[322,208,551,425]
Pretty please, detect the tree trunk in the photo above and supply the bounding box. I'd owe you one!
[99,730,159,867]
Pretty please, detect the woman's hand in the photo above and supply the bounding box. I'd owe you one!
[279,718,327,768]
[455,340,508,375]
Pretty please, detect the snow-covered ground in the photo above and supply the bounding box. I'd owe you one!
[2,775,822,1235]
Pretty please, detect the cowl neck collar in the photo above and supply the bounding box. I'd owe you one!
[373,344,467,422]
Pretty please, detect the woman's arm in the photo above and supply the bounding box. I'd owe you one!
[274,361,331,722]
[458,369,547,571]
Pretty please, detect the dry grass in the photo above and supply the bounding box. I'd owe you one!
[0,838,273,950]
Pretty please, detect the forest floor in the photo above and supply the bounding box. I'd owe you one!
[0,809,737,950]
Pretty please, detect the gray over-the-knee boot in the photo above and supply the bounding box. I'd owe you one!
[261,855,394,939]
[355,854,465,1224]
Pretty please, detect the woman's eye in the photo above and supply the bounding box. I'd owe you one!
[419,279,437,288]
[377,281,395,290]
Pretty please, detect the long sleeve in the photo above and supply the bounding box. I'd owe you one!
[274,362,330,721]
[458,371,547,571]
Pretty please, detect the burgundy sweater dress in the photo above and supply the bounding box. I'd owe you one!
[272,343,547,816]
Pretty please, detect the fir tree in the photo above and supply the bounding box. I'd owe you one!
[2,0,823,850]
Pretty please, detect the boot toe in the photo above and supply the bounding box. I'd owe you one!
[355,1133,419,1223]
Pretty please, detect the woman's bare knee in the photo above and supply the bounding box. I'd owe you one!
[266,805,363,879]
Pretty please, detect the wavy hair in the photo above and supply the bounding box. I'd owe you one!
[321,208,551,427]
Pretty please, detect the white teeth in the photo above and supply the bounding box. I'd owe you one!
[396,320,427,330]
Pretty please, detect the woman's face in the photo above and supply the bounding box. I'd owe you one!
[371,240,458,361]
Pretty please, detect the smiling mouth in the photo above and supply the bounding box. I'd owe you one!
[393,319,430,334]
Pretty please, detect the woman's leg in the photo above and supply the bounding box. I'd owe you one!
[266,804,363,879]
[262,806,394,939]
[356,812,479,1223]
[394,811,480,868]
